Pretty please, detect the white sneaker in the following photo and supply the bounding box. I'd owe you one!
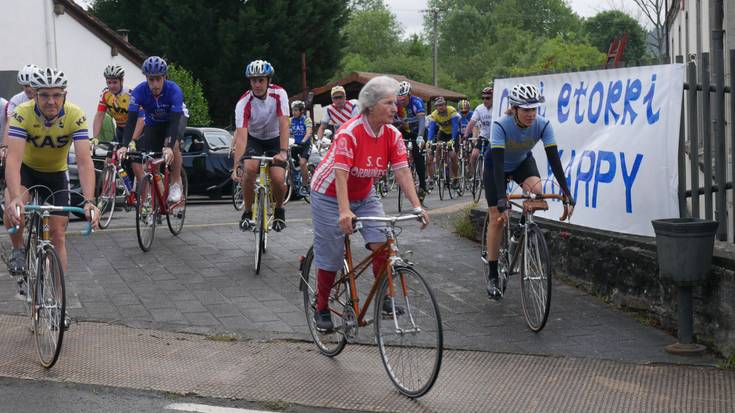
[168,182,182,203]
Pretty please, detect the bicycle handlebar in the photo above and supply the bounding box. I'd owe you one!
[242,155,275,162]
[507,193,570,221]
[353,213,425,230]
[8,205,95,235]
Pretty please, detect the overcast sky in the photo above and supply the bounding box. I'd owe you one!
[385,0,647,37]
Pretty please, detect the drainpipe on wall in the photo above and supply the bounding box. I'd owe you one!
[44,0,58,67]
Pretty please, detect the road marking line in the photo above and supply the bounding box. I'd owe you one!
[164,403,275,413]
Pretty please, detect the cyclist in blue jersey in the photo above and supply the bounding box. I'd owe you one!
[396,81,428,199]
[484,83,574,300]
[457,99,473,138]
[290,100,313,189]
[118,56,187,203]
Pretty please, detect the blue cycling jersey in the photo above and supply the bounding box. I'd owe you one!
[398,96,425,133]
[128,80,184,126]
[489,114,556,171]
[290,115,313,144]
[459,111,473,136]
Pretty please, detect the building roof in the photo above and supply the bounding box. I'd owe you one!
[292,71,467,107]
[56,0,146,65]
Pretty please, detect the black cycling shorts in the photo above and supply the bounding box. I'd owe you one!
[291,144,311,162]
[243,136,286,169]
[483,154,540,207]
[139,116,188,154]
[20,163,71,216]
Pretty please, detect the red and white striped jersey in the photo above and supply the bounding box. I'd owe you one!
[311,115,408,201]
[234,84,289,139]
[320,99,360,128]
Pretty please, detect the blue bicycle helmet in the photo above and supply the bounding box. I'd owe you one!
[142,56,168,76]
[245,60,274,78]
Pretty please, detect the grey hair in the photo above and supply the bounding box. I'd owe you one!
[359,76,400,114]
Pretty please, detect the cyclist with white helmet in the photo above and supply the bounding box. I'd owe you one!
[426,96,461,188]
[4,67,100,277]
[395,80,428,199]
[93,64,142,145]
[464,85,494,173]
[232,59,290,232]
[316,85,360,140]
[118,56,188,203]
[2,65,39,145]
[484,83,574,300]
[290,100,313,190]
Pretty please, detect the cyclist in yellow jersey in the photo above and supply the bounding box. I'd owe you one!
[4,67,99,276]
[426,97,460,187]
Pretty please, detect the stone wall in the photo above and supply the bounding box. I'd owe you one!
[469,208,735,357]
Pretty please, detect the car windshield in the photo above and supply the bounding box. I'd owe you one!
[204,132,232,150]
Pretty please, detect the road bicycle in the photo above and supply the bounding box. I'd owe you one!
[300,214,442,398]
[10,197,93,368]
[432,141,458,201]
[130,151,188,252]
[284,143,311,205]
[241,155,278,274]
[95,141,136,229]
[481,192,570,332]
[469,137,488,203]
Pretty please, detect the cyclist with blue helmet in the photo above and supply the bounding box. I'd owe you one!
[118,56,188,203]
[231,59,290,232]
[484,83,575,300]
[396,80,429,199]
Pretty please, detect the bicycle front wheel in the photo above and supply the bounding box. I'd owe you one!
[135,175,156,252]
[33,245,65,368]
[167,168,188,235]
[520,226,552,332]
[472,158,484,203]
[455,158,465,197]
[300,247,348,356]
[96,165,117,229]
[375,266,442,398]
[254,188,266,274]
[437,160,445,201]
[22,212,40,316]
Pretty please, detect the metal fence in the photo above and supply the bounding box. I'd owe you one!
[677,50,734,241]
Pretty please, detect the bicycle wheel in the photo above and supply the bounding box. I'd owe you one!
[397,186,404,212]
[254,188,266,274]
[167,168,188,235]
[437,156,445,201]
[375,266,442,398]
[472,158,484,203]
[232,180,244,210]
[300,247,348,356]
[445,163,454,200]
[33,244,65,368]
[282,164,293,206]
[135,175,156,252]
[520,226,552,332]
[96,165,116,229]
[22,212,40,316]
[456,157,465,197]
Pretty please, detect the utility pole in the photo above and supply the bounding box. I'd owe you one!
[421,7,442,87]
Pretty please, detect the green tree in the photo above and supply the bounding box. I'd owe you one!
[167,64,212,126]
[90,0,349,126]
[341,4,402,63]
[509,36,606,75]
[583,10,649,65]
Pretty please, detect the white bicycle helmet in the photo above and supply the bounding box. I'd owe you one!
[398,81,411,96]
[104,64,125,79]
[508,83,544,108]
[245,60,274,78]
[17,64,39,86]
[30,67,68,90]
[291,100,305,111]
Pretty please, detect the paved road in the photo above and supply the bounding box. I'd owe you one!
[0,190,715,366]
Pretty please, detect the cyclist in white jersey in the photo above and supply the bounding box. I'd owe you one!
[464,85,494,172]
[232,59,290,232]
[316,85,360,140]
[3,65,39,143]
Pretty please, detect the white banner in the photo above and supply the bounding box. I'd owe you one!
[493,64,684,236]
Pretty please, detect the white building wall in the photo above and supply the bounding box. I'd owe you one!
[0,0,144,121]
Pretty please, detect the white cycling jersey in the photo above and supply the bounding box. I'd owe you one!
[234,84,289,140]
[320,99,360,129]
[6,91,31,118]
[470,103,493,138]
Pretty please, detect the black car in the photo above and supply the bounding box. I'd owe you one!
[180,126,234,198]
[70,126,235,202]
